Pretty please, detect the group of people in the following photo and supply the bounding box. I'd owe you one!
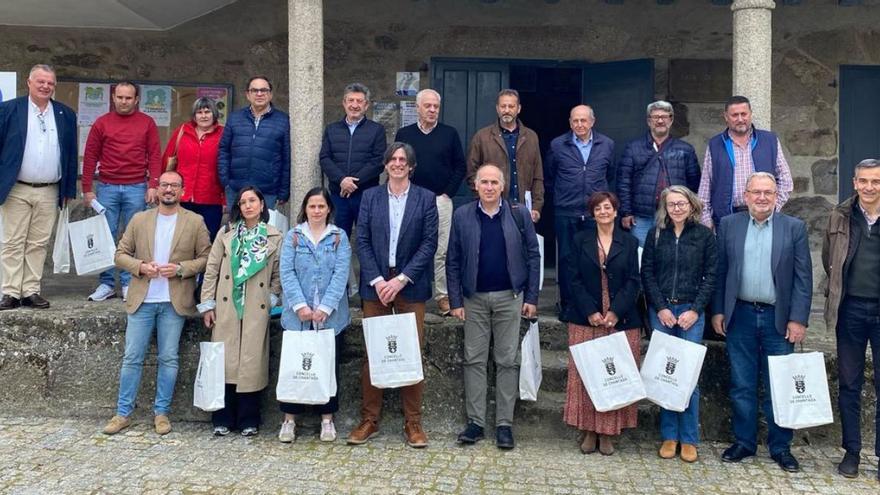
[0,64,878,481]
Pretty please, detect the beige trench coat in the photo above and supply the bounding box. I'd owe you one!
[201,224,282,393]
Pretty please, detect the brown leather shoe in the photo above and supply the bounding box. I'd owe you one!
[20,293,50,309]
[598,434,615,456]
[659,440,678,459]
[404,421,428,448]
[103,415,131,435]
[437,297,451,316]
[680,443,698,463]
[580,431,598,454]
[346,419,378,445]
[0,295,20,311]
[155,415,172,435]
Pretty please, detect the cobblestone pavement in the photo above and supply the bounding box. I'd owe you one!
[0,416,877,494]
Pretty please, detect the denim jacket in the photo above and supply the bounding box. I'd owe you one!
[280,223,351,334]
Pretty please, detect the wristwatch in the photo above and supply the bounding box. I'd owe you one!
[396,273,407,284]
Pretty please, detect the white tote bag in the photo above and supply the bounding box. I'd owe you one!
[276,328,337,405]
[519,320,542,401]
[570,331,646,412]
[640,330,707,412]
[768,352,834,429]
[52,206,71,274]
[68,214,116,275]
[193,342,225,412]
[268,209,289,234]
[363,312,424,389]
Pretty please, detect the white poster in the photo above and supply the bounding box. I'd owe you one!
[78,126,91,174]
[395,72,419,96]
[373,102,397,130]
[77,83,110,126]
[400,100,418,128]
[0,72,16,102]
[139,85,172,127]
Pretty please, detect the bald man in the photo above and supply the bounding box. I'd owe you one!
[545,104,615,317]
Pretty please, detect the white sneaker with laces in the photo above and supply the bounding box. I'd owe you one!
[278,420,295,443]
[122,286,129,302]
[320,419,337,442]
[88,284,117,301]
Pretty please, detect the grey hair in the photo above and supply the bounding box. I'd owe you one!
[646,100,673,117]
[416,88,441,105]
[746,171,777,190]
[344,82,371,102]
[497,88,520,104]
[476,163,506,188]
[855,158,880,171]
[191,97,220,123]
[28,64,55,78]
[654,185,703,230]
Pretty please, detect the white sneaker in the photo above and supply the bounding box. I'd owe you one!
[88,284,117,301]
[122,286,129,302]
[320,419,337,442]
[278,420,295,443]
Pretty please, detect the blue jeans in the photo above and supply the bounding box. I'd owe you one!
[330,190,363,238]
[629,215,655,248]
[554,214,593,315]
[96,182,146,288]
[726,300,794,455]
[835,296,880,457]
[649,303,704,444]
[116,302,186,416]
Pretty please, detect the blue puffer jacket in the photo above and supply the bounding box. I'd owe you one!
[279,223,352,334]
[616,132,700,218]
[218,106,291,201]
[319,118,387,196]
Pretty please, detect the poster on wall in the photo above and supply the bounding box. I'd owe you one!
[400,100,418,128]
[77,83,110,126]
[139,85,172,127]
[396,72,419,96]
[196,87,229,125]
[373,102,397,131]
[0,72,16,102]
[78,126,91,174]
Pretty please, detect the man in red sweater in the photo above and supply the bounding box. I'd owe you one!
[82,82,161,302]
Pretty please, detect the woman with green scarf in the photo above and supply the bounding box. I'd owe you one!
[199,186,283,436]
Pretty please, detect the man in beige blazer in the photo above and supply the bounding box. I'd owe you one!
[103,170,211,436]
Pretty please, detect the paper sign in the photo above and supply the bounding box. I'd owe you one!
[0,72,16,102]
[396,72,419,96]
[400,100,418,128]
[139,85,172,127]
[77,83,110,126]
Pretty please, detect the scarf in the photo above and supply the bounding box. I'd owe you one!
[230,220,269,319]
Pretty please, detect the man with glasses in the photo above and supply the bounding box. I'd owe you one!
[219,75,290,209]
[698,95,793,230]
[319,82,387,237]
[82,81,162,303]
[617,100,700,246]
[711,172,812,473]
[103,170,211,436]
[0,64,78,310]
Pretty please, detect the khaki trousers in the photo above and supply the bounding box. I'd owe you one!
[433,194,453,300]
[1,182,58,298]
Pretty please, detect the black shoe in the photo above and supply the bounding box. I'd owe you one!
[721,444,756,463]
[457,422,484,444]
[771,450,800,473]
[495,426,515,450]
[0,295,20,311]
[20,293,50,309]
[837,452,860,478]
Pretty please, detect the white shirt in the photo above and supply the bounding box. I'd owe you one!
[388,183,410,267]
[18,98,61,183]
[144,213,178,303]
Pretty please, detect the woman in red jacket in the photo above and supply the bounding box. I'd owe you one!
[162,97,226,240]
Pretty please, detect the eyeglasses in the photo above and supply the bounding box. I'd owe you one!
[746,190,776,198]
[667,201,690,210]
[37,113,47,133]
[158,182,182,190]
[649,114,672,121]
[248,88,271,94]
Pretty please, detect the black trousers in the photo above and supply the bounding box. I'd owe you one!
[836,296,880,457]
[279,332,343,416]
[212,385,263,430]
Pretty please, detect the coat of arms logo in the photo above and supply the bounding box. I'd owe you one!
[793,374,806,394]
[386,335,398,354]
[602,357,616,376]
[665,356,679,375]
[301,352,313,371]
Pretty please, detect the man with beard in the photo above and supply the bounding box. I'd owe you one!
[102,170,211,436]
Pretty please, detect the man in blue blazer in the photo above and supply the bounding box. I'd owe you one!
[349,142,438,449]
[0,65,78,310]
[711,172,812,472]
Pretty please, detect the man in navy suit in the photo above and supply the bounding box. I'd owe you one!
[348,142,438,448]
[712,172,812,472]
[0,64,78,310]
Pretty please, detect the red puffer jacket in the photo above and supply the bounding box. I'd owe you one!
[162,122,225,205]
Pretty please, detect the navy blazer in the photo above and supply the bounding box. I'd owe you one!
[545,130,615,217]
[713,212,812,336]
[445,200,541,309]
[357,183,438,302]
[0,96,78,206]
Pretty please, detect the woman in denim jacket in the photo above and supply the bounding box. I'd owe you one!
[277,186,352,443]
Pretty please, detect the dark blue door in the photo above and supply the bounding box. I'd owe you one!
[840,65,880,201]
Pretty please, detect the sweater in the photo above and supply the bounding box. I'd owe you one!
[82,110,162,193]
[394,123,466,197]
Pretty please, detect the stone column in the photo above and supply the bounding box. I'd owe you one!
[288,0,324,212]
[731,0,775,129]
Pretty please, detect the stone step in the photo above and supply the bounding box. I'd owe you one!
[537,348,569,393]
